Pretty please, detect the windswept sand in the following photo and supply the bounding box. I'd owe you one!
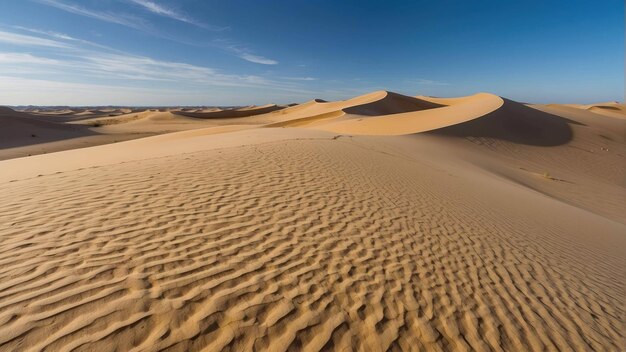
[0,107,266,160]
[0,92,624,351]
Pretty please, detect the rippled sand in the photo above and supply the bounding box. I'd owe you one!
[1,92,624,351]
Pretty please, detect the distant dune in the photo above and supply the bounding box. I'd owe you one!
[174,104,285,119]
[0,106,94,149]
[544,101,626,120]
[0,92,624,351]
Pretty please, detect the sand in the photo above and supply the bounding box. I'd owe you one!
[0,92,624,351]
[0,107,271,160]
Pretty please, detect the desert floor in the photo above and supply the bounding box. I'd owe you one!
[0,92,624,351]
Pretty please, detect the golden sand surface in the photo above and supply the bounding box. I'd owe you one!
[1,92,624,351]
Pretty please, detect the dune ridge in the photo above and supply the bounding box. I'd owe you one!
[0,107,95,150]
[547,102,626,120]
[312,92,504,135]
[174,104,284,119]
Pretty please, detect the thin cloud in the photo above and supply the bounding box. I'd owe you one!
[0,52,61,64]
[129,0,189,21]
[0,30,70,48]
[34,0,215,48]
[12,26,74,41]
[35,1,272,64]
[0,27,281,89]
[0,33,341,105]
[0,23,301,104]
[36,0,150,32]
[128,0,226,31]
[238,53,278,65]
[0,75,197,105]
[219,41,278,65]
[12,26,127,53]
[0,50,273,88]
[0,75,321,106]
[283,76,317,81]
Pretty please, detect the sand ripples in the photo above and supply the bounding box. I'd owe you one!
[0,137,623,351]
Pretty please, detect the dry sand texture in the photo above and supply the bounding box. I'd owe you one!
[0,91,624,351]
[0,105,281,160]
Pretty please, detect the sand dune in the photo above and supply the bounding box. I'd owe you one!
[427,97,575,146]
[587,103,626,118]
[24,108,142,123]
[309,92,503,135]
[74,110,200,127]
[254,90,449,127]
[0,106,139,160]
[174,104,284,119]
[82,110,237,134]
[72,110,95,116]
[0,106,94,149]
[0,109,223,160]
[549,101,626,119]
[0,91,624,351]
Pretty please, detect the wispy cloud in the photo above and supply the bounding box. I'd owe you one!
[0,23,329,104]
[0,49,274,88]
[283,76,317,81]
[129,0,189,21]
[128,0,225,31]
[238,53,278,65]
[0,26,289,90]
[0,30,70,48]
[12,26,127,53]
[35,0,269,64]
[221,42,278,65]
[0,75,323,105]
[36,0,148,32]
[81,53,273,86]
[35,0,204,46]
[12,26,74,41]
[0,75,200,105]
[0,52,61,64]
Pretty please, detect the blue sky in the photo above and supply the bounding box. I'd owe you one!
[0,0,623,105]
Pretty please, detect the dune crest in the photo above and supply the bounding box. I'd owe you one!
[0,107,95,150]
[311,92,503,135]
[174,104,284,119]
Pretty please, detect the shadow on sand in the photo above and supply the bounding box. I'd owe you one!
[428,98,583,146]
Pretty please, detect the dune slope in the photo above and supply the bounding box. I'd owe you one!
[0,92,624,351]
[0,107,94,149]
[174,104,284,119]
[312,92,503,135]
[0,135,624,351]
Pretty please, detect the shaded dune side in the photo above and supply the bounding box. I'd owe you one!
[342,91,443,115]
[547,102,626,119]
[587,103,626,119]
[75,112,149,126]
[428,98,577,146]
[313,93,504,135]
[174,105,284,119]
[589,103,625,112]
[257,100,330,120]
[266,111,346,128]
[531,104,626,143]
[310,94,580,146]
[0,107,94,148]
[76,111,207,127]
[259,91,446,127]
[29,108,142,122]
